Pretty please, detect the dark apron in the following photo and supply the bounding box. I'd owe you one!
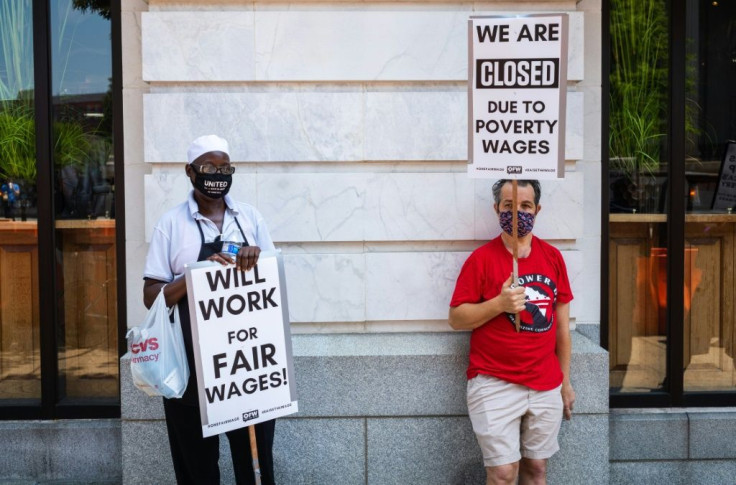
[174,216,248,406]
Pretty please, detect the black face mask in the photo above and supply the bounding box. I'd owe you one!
[192,173,232,199]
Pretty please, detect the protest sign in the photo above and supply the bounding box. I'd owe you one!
[185,250,298,438]
[712,141,736,211]
[468,15,569,179]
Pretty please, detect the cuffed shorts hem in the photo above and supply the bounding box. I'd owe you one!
[483,451,522,468]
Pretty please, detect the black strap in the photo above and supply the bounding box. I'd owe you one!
[233,215,249,247]
[195,218,206,244]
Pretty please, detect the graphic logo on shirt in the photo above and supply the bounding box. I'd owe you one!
[507,273,557,332]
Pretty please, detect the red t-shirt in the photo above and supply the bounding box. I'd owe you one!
[450,236,573,391]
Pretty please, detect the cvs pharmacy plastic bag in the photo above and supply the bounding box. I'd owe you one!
[127,289,189,398]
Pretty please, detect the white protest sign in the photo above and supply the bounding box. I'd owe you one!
[185,250,298,438]
[468,15,568,179]
[712,141,736,211]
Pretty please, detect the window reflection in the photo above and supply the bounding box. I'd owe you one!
[681,0,736,393]
[683,0,736,392]
[609,0,736,396]
[0,0,40,402]
[609,220,667,392]
[608,0,669,393]
[0,0,118,409]
[51,0,117,402]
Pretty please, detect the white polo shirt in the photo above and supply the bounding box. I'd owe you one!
[143,191,275,282]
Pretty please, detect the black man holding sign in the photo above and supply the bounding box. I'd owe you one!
[143,135,294,485]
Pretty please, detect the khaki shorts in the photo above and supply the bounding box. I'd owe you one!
[467,374,563,467]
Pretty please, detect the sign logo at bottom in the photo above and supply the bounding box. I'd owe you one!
[242,410,259,422]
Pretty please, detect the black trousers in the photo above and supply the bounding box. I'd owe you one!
[163,398,276,485]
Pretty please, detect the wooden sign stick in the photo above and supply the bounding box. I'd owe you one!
[512,180,521,333]
[249,425,262,485]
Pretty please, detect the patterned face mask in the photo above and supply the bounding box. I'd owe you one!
[499,210,536,238]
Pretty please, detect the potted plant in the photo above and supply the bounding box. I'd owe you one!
[0,101,93,219]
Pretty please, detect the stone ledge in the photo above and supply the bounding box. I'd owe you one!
[367,417,484,484]
[610,409,736,462]
[688,412,736,459]
[122,414,609,485]
[609,412,689,461]
[552,414,609,485]
[611,460,736,485]
[275,418,365,485]
[0,420,121,483]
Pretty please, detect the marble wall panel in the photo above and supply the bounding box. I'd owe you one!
[141,10,583,82]
[122,11,144,88]
[362,173,476,241]
[254,9,470,81]
[142,12,256,81]
[363,89,467,161]
[473,171,585,240]
[143,90,583,162]
[124,163,149,244]
[143,92,364,163]
[567,10,586,81]
[258,172,476,242]
[257,173,367,242]
[283,253,366,322]
[566,91,584,160]
[364,252,470,321]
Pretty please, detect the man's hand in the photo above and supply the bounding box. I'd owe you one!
[236,245,261,272]
[496,274,527,314]
[207,246,262,272]
[561,382,575,420]
[207,252,236,266]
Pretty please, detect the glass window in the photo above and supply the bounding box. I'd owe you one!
[0,0,40,403]
[682,0,736,393]
[607,0,736,402]
[0,0,119,415]
[51,0,117,403]
[608,0,669,393]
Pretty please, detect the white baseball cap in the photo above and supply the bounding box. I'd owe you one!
[187,135,230,164]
